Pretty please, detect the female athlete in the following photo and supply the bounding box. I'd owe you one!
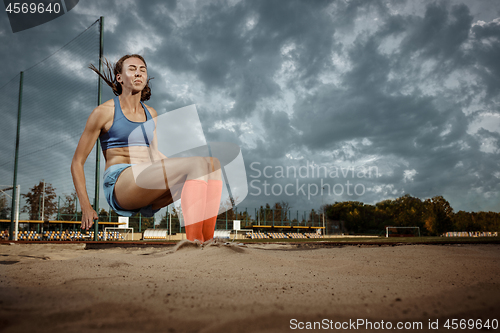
[71,54,222,243]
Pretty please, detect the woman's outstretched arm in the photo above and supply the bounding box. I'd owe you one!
[71,107,107,230]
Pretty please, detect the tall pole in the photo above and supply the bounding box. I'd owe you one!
[10,72,23,241]
[322,186,326,238]
[322,212,325,237]
[14,185,20,241]
[75,197,78,222]
[41,179,45,221]
[93,16,104,241]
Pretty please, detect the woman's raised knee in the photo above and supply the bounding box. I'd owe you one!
[205,157,222,180]
[211,157,221,171]
[204,157,221,172]
[188,157,210,180]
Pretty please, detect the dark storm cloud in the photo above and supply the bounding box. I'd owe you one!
[154,0,337,118]
[0,75,21,184]
[289,28,463,159]
[253,0,336,84]
[259,109,296,158]
[161,1,279,118]
[399,3,473,63]
[470,19,500,100]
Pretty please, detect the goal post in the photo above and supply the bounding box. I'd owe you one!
[386,226,420,238]
[103,216,133,241]
[104,227,134,241]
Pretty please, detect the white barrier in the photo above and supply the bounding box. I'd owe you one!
[213,230,231,239]
[143,228,169,240]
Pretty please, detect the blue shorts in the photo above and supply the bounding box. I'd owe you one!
[103,163,160,217]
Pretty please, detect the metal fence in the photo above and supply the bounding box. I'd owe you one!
[0,18,101,240]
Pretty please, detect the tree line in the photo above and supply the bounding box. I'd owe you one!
[324,194,500,236]
[2,182,499,236]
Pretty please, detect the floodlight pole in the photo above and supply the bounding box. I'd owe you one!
[10,72,23,241]
[93,16,104,241]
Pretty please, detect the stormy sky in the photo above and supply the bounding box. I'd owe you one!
[1,0,499,219]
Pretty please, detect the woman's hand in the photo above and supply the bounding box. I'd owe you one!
[81,206,98,230]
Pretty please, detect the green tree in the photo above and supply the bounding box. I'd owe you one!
[0,193,10,219]
[424,196,453,236]
[22,181,57,220]
[452,211,474,231]
[325,201,368,233]
[98,208,109,221]
[393,194,426,230]
[59,191,78,221]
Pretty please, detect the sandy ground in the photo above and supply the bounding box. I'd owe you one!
[0,242,499,332]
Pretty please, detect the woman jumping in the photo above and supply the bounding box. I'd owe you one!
[71,54,222,243]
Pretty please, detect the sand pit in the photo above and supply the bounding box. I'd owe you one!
[1,242,499,332]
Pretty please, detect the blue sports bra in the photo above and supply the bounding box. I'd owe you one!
[99,96,155,151]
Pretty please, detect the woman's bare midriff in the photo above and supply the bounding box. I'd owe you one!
[103,146,158,170]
